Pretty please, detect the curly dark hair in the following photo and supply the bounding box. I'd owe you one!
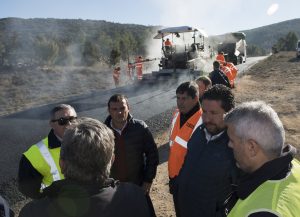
[202,84,235,112]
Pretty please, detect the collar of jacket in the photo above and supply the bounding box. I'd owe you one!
[179,103,200,127]
[104,114,134,128]
[236,144,296,199]
[48,129,62,149]
[42,178,117,198]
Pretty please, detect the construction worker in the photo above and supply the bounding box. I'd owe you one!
[113,66,121,87]
[168,81,203,217]
[135,56,143,80]
[18,104,77,199]
[127,63,134,81]
[209,61,231,88]
[226,61,238,80]
[224,101,300,217]
[220,63,234,88]
[164,38,172,54]
[216,51,225,64]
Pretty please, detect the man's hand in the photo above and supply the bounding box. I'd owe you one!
[142,182,152,195]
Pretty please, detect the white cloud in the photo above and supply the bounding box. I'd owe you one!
[267,3,279,16]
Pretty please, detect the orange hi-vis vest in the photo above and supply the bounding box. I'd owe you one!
[226,62,238,79]
[221,65,234,88]
[135,58,143,80]
[168,109,203,178]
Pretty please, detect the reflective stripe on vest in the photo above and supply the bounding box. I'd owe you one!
[228,159,300,217]
[168,109,202,178]
[169,111,179,146]
[36,141,61,188]
[0,196,9,217]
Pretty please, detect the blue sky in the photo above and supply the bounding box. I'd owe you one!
[1,0,299,35]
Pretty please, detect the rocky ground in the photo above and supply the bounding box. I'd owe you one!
[1,51,299,216]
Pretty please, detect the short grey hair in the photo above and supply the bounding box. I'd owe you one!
[50,104,76,119]
[225,101,285,157]
[61,117,115,184]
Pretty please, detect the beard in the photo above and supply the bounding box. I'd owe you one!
[204,122,223,135]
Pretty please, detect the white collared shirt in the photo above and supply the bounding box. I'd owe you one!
[204,128,225,142]
[110,119,127,135]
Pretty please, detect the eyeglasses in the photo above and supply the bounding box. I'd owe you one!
[51,116,77,126]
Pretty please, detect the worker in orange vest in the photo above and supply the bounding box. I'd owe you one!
[168,81,203,216]
[220,63,234,88]
[226,61,238,80]
[135,56,143,80]
[216,51,225,64]
[164,38,172,54]
[127,63,134,81]
[113,66,121,87]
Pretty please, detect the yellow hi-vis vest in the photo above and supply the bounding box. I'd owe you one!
[228,159,300,217]
[168,109,202,178]
[23,137,64,189]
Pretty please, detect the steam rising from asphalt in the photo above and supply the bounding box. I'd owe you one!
[267,3,279,16]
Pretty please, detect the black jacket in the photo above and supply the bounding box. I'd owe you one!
[177,125,238,217]
[209,69,231,88]
[18,130,61,199]
[18,179,151,217]
[0,195,14,217]
[104,114,159,185]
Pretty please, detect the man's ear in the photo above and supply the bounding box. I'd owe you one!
[247,139,260,158]
[59,159,66,175]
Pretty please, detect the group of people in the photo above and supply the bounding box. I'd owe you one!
[112,56,144,87]
[213,51,238,88]
[1,63,299,217]
[167,80,300,217]
[13,94,159,217]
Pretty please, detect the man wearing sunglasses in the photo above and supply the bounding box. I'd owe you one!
[18,104,77,199]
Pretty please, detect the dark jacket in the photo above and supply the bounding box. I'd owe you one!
[209,69,231,88]
[18,130,61,199]
[177,124,238,217]
[0,195,14,217]
[18,179,151,217]
[224,145,297,217]
[104,114,159,186]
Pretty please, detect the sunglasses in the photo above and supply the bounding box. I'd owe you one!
[51,116,77,126]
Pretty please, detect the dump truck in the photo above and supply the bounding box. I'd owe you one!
[142,26,207,82]
[217,32,247,65]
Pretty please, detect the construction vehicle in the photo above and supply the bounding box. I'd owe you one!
[142,26,207,82]
[217,32,247,65]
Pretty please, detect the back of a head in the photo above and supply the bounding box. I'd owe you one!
[202,84,235,112]
[225,101,285,158]
[61,117,115,184]
[196,76,212,88]
[176,81,199,98]
[213,61,220,69]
